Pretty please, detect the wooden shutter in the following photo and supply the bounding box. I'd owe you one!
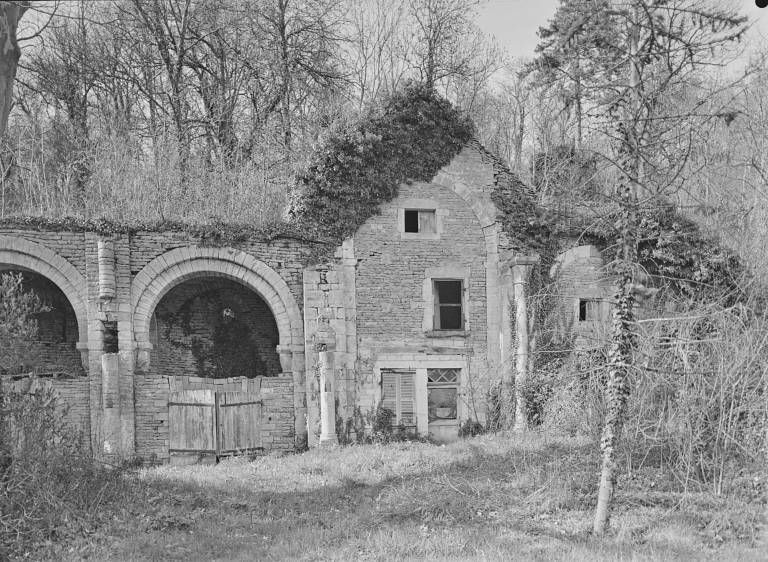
[419,210,436,233]
[380,369,416,427]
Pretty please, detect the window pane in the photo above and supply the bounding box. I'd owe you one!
[404,210,419,232]
[578,299,601,321]
[418,210,436,233]
[428,368,459,383]
[435,280,462,304]
[439,306,462,330]
[428,387,457,421]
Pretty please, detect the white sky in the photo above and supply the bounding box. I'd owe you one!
[476,0,768,63]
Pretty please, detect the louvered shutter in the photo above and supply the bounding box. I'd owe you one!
[399,372,415,427]
[381,370,398,421]
[380,369,416,428]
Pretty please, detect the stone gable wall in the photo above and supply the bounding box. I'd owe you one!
[353,180,488,415]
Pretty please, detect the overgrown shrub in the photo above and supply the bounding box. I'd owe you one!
[0,386,134,558]
[539,297,768,495]
[0,272,135,558]
[0,273,49,376]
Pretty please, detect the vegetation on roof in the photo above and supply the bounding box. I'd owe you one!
[0,215,323,248]
[289,82,474,248]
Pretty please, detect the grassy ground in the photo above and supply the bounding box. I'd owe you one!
[36,432,766,561]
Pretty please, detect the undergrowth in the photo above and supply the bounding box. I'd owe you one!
[0,387,135,559]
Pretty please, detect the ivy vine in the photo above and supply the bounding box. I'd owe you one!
[289,82,474,251]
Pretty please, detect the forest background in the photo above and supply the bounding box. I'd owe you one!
[0,0,764,282]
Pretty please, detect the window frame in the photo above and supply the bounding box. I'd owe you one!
[578,298,602,322]
[374,355,466,437]
[422,265,470,335]
[397,199,444,240]
[427,368,460,423]
[433,279,464,331]
[403,209,436,234]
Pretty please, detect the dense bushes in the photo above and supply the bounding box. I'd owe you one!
[0,272,134,558]
[0,386,135,558]
[539,298,768,495]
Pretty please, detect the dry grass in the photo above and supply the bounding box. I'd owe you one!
[30,432,766,561]
[0,133,291,227]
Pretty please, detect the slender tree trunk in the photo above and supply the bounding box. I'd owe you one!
[0,3,27,137]
[594,15,641,535]
[593,219,636,534]
[514,104,525,170]
[573,51,583,150]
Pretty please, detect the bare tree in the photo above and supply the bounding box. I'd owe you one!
[0,1,29,137]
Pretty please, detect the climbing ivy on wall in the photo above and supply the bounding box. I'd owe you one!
[289,82,474,246]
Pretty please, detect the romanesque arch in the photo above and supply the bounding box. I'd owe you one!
[0,235,89,348]
[131,247,304,372]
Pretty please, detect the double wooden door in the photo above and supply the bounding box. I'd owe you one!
[168,390,263,458]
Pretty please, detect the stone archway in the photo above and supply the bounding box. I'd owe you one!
[0,235,89,358]
[131,247,304,374]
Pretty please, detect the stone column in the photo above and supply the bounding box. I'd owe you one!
[101,352,120,454]
[97,238,116,301]
[317,343,338,446]
[501,255,539,431]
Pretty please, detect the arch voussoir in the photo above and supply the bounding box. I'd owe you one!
[0,236,89,345]
[131,247,304,357]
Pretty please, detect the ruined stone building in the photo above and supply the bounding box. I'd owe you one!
[0,132,613,462]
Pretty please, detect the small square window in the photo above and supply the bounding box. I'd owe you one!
[434,280,463,330]
[404,209,436,234]
[578,299,601,322]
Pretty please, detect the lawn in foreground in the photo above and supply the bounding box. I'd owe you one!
[45,432,765,561]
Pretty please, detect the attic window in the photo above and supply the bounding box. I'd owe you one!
[578,299,601,322]
[404,209,436,234]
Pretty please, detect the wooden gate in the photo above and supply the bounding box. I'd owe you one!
[168,389,262,459]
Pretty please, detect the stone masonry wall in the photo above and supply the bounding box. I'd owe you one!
[1,377,90,444]
[1,226,311,459]
[302,241,357,445]
[0,229,87,277]
[352,179,488,423]
[549,244,613,350]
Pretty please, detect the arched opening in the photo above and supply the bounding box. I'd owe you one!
[149,276,282,379]
[0,268,85,377]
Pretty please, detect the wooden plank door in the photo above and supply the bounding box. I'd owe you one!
[168,390,216,455]
[216,391,263,455]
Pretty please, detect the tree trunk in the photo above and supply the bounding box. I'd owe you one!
[0,3,28,138]
[594,15,641,535]
[593,254,635,534]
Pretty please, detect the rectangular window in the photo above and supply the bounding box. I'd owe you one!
[380,369,416,427]
[578,298,601,322]
[427,368,459,422]
[404,209,436,234]
[434,280,463,330]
